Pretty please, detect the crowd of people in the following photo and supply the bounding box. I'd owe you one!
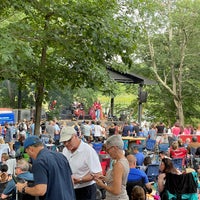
[0,119,200,199]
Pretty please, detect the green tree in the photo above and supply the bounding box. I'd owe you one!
[0,0,136,134]
[128,0,200,126]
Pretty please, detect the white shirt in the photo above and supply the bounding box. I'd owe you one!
[62,141,102,189]
[84,124,92,137]
[94,125,103,137]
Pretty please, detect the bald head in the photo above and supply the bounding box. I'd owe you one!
[126,154,137,168]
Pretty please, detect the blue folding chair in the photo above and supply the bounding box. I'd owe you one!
[145,139,156,151]
[172,158,183,172]
[158,143,169,152]
[145,164,160,182]
[131,144,145,152]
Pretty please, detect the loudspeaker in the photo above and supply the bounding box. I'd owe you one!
[139,91,148,103]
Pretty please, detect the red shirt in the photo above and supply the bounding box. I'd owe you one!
[170,147,187,159]
[93,102,101,110]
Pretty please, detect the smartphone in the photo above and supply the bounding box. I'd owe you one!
[12,175,18,184]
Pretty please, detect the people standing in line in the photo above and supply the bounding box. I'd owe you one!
[16,135,75,200]
[94,135,129,200]
[61,126,102,200]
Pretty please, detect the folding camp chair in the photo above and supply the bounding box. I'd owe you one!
[172,158,183,172]
[161,172,198,200]
[145,139,156,152]
[158,143,169,152]
[145,164,160,182]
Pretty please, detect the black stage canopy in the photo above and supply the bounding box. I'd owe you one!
[107,68,155,85]
[107,68,156,125]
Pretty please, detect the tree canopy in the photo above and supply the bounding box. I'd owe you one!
[0,0,137,134]
[127,0,200,126]
[1,0,200,128]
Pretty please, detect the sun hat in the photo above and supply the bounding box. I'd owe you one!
[60,126,76,142]
[23,135,42,149]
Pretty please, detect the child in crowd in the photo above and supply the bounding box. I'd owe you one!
[131,185,146,200]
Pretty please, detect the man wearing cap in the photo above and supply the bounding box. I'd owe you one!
[1,159,33,199]
[16,135,75,200]
[61,126,102,200]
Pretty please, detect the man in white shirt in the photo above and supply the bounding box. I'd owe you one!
[94,121,103,142]
[61,126,102,200]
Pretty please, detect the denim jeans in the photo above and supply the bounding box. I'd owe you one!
[95,109,100,120]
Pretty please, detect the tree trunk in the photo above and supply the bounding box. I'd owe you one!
[17,86,22,122]
[110,97,114,117]
[34,83,44,135]
[174,99,184,126]
[34,13,51,135]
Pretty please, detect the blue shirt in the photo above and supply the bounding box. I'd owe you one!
[134,152,145,166]
[4,127,12,143]
[3,171,33,198]
[32,148,75,200]
[127,168,149,184]
[122,125,131,136]
[53,124,60,140]
[129,125,134,133]
[137,131,145,137]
